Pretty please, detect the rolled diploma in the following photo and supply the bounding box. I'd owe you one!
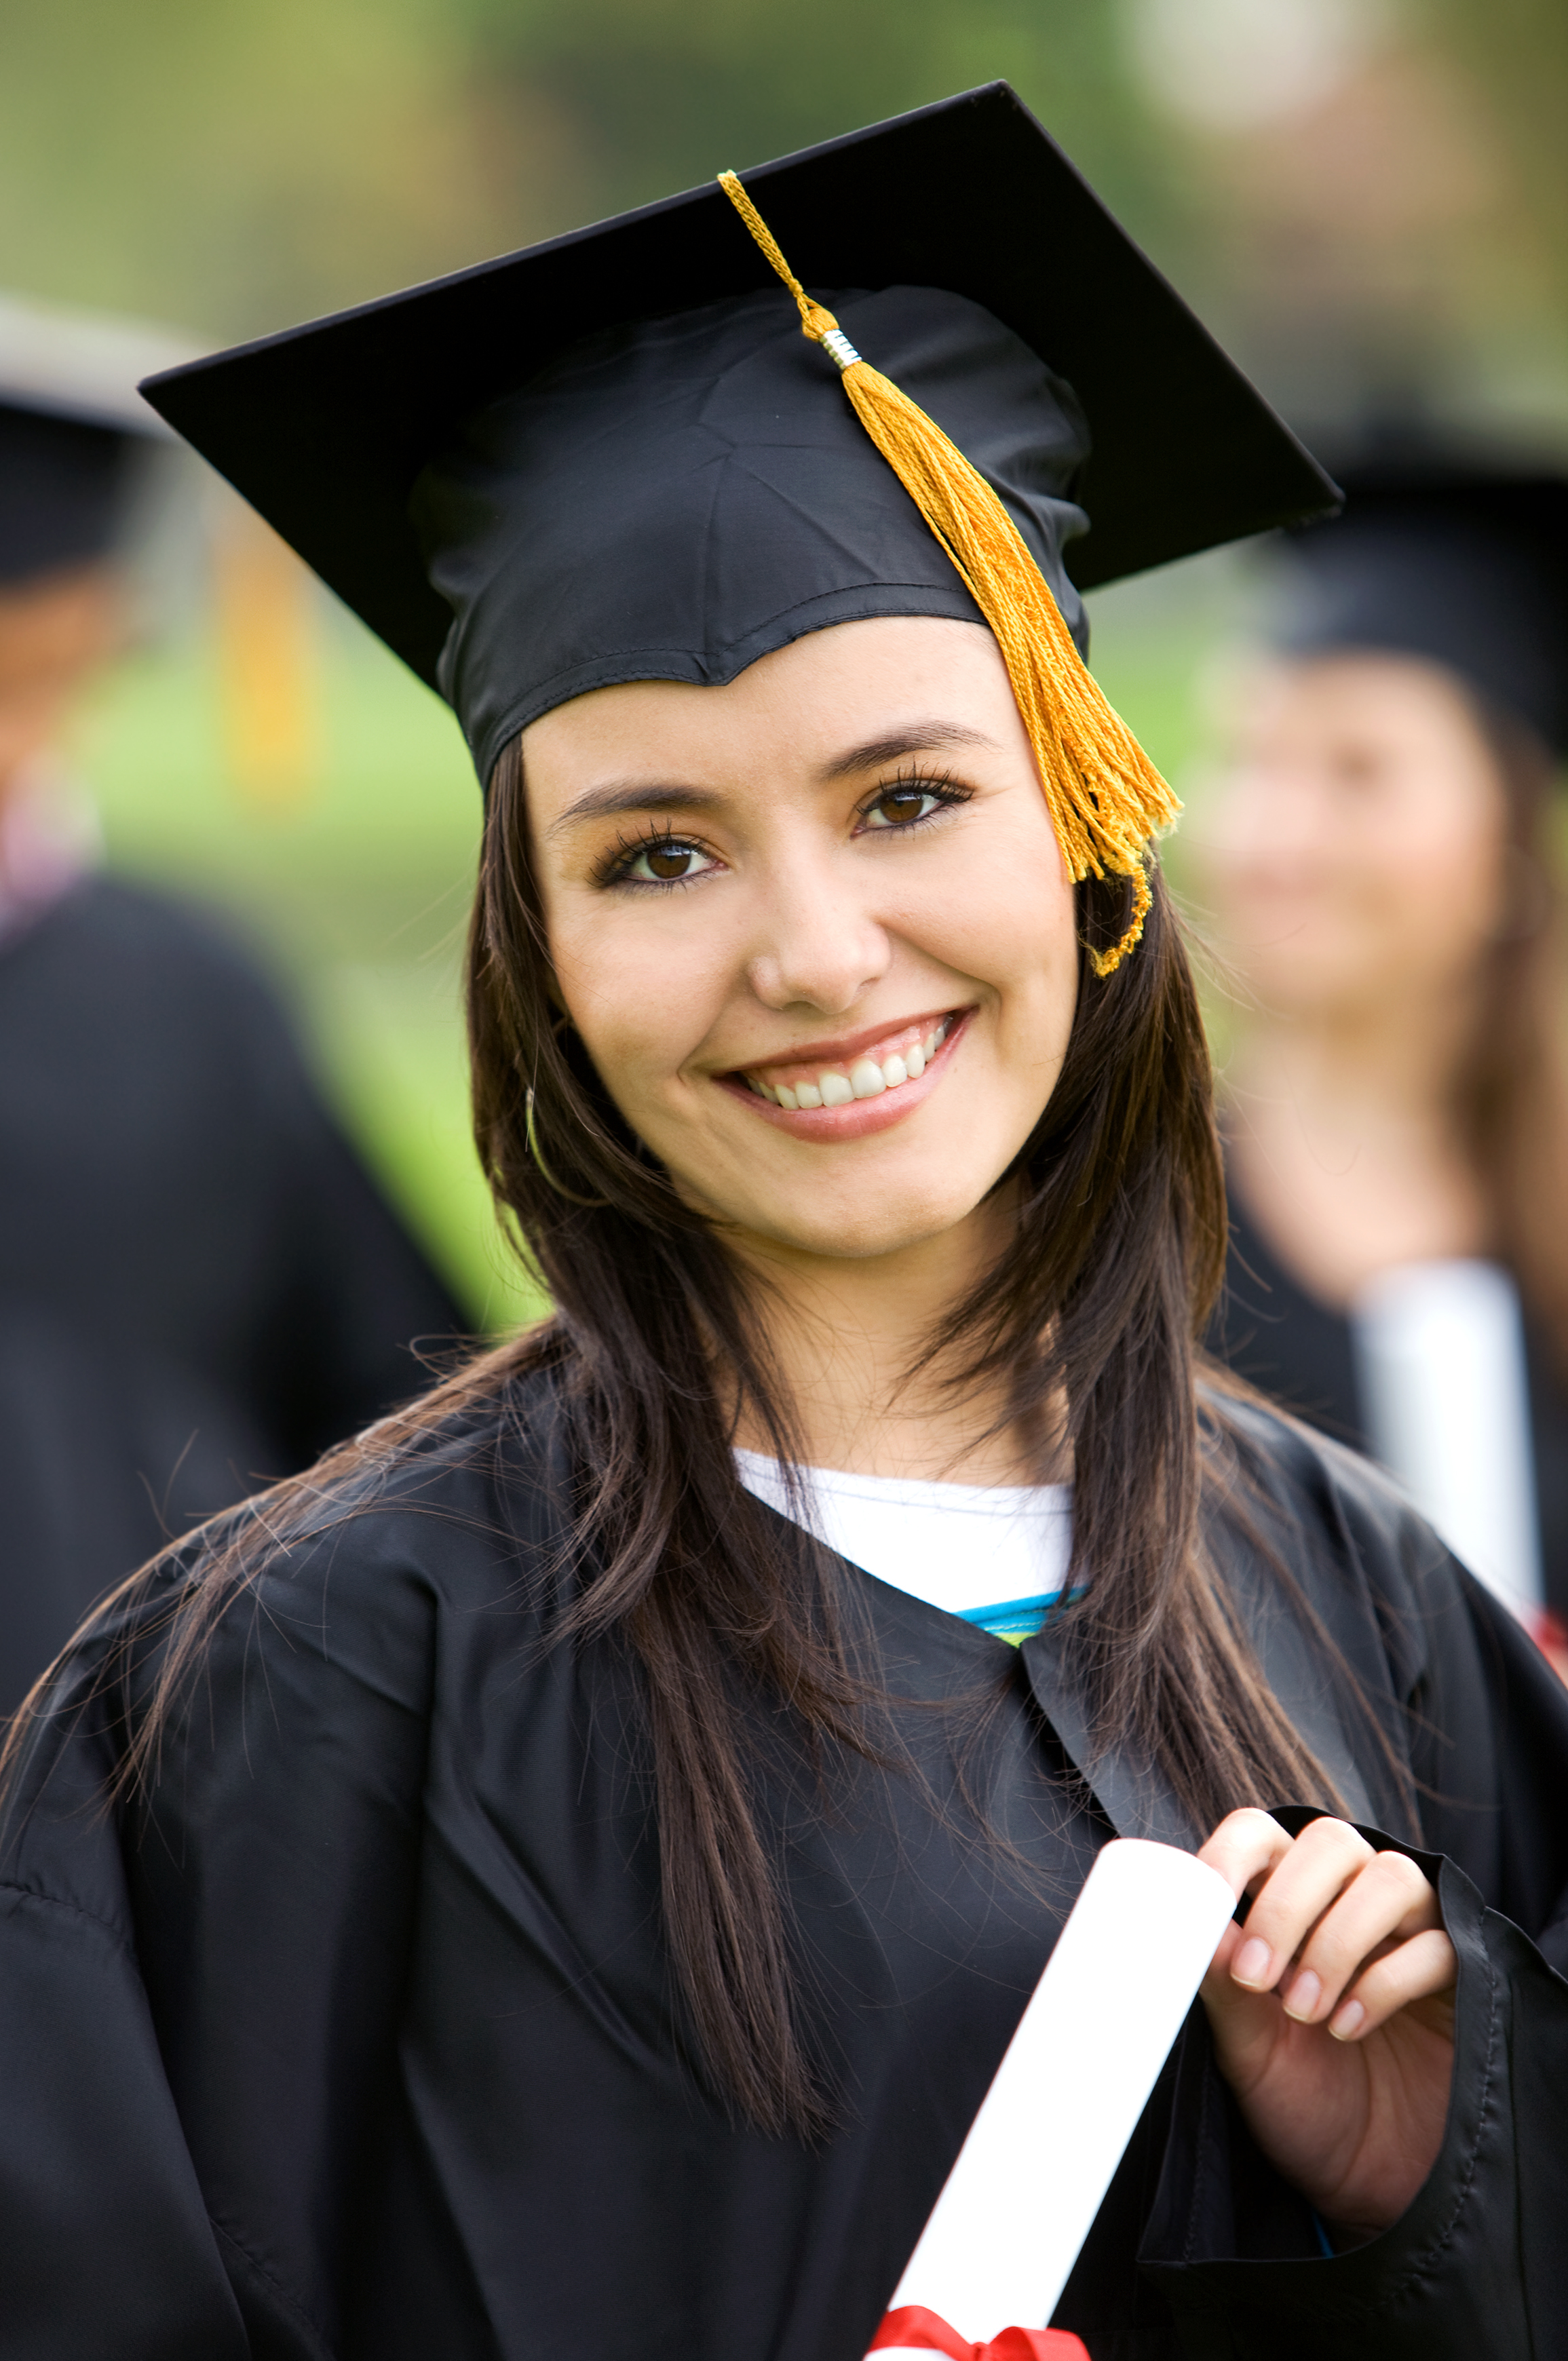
[1352,1258,1544,1625]
[887,1838,1237,2344]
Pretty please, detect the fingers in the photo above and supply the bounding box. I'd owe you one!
[1323,1928,1457,2041]
[1202,1811,1456,2038]
[1263,1845,1444,2032]
[1197,1806,1295,1901]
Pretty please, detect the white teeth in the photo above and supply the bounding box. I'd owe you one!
[746,1016,955,1112]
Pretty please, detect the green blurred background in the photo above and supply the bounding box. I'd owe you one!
[7,0,1567,1327]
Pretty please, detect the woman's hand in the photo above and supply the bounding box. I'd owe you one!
[1198,1809,1457,2243]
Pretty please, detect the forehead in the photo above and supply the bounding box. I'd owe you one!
[1257,651,1485,733]
[521,616,1012,784]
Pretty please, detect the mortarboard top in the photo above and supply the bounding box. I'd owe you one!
[1275,447,1568,758]
[140,82,1337,706]
[0,290,200,586]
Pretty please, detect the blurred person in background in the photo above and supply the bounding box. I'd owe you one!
[1202,457,1568,1672]
[0,298,465,1712]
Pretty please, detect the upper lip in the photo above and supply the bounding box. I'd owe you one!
[722,1006,966,1078]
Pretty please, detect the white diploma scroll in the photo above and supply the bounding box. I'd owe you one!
[886,1838,1237,2345]
[1352,1257,1544,1626]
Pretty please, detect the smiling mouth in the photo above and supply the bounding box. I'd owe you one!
[738,1013,960,1111]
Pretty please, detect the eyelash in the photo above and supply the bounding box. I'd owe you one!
[855,766,972,832]
[594,768,973,891]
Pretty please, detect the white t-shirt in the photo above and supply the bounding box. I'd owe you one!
[734,1449,1075,1644]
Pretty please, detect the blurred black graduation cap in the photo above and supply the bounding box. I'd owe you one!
[0,291,196,589]
[140,82,1337,780]
[1274,449,1568,758]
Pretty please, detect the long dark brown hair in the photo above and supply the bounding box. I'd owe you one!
[9,725,1341,2141]
[1454,702,1568,1373]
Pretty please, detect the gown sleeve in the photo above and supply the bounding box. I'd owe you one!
[0,1515,436,2361]
[1137,1501,1568,2356]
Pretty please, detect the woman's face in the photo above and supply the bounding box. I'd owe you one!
[522,615,1078,1267]
[1201,652,1510,1020]
[0,566,119,796]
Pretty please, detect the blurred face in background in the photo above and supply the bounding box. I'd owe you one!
[1201,651,1512,1024]
[0,564,119,799]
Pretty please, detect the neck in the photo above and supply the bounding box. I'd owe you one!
[727,1188,1050,1485]
[1231,976,1475,1138]
[1225,974,1492,1304]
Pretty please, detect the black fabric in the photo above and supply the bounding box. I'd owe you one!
[0,406,134,586]
[0,1370,1565,2358]
[138,83,1338,708]
[1208,1189,1367,1452]
[414,283,1092,786]
[1272,457,1568,755]
[0,875,465,1709]
[1209,1180,1568,1625]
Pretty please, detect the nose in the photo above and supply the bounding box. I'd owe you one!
[744,864,892,1016]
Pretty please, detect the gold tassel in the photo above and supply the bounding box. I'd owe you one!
[212,496,320,813]
[718,170,1179,975]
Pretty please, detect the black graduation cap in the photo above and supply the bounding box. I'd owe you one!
[140,81,1337,788]
[0,291,192,588]
[1275,451,1568,758]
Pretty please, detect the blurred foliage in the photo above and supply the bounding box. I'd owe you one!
[457,0,1187,267]
[0,0,1196,337]
[1427,0,1568,316]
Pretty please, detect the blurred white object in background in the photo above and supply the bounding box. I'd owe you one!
[1352,1258,1544,1624]
[1122,0,1394,131]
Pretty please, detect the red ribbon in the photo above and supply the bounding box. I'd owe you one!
[868,2303,1090,2360]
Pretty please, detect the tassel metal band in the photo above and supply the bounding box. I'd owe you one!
[717,170,1178,974]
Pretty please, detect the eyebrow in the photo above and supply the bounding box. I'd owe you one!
[546,719,998,836]
[816,720,998,780]
[547,782,725,837]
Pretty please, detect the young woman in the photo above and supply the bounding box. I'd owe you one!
[1202,459,1568,1657]
[1,92,1564,2361]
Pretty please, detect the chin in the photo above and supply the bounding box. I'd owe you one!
[746,1183,998,1263]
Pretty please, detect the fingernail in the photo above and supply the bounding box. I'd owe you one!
[1234,1936,1272,1986]
[1329,1999,1366,2041]
[1284,1969,1321,2021]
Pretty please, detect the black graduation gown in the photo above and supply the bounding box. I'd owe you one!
[1,1368,1565,2360]
[1210,1181,1568,1626]
[0,875,465,1708]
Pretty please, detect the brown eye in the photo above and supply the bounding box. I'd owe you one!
[864,784,939,829]
[618,837,716,885]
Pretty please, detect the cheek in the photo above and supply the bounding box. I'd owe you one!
[925,822,1078,1029]
[546,904,733,1115]
[1370,789,1507,958]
